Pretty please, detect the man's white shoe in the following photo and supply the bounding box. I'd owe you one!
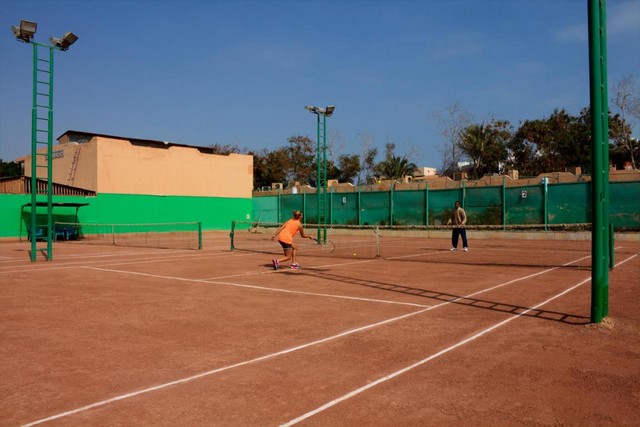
[449,247,456,251]
[463,247,468,252]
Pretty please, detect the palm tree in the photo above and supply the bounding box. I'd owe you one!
[376,155,417,181]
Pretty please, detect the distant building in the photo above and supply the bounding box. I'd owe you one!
[413,167,438,177]
[17,130,252,198]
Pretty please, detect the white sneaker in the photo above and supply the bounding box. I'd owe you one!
[449,247,456,251]
[463,247,468,252]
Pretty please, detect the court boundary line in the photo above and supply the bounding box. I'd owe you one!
[19,260,580,427]
[280,254,638,426]
[82,266,431,308]
[0,249,251,273]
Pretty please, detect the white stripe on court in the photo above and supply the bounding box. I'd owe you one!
[82,266,431,308]
[21,261,573,426]
[279,254,638,426]
[0,248,241,274]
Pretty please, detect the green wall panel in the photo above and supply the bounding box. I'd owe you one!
[95,193,251,230]
[0,193,251,238]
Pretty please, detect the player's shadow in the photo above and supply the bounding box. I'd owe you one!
[303,269,590,325]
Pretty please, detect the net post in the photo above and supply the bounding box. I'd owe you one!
[230,221,236,251]
[198,221,202,250]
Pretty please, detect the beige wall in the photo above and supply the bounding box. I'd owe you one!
[19,135,253,198]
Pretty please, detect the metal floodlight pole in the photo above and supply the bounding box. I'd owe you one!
[11,20,78,262]
[305,105,335,242]
[588,0,609,323]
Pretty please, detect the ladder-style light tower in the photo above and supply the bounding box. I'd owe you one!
[11,20,78,262]
[305,105,335,243]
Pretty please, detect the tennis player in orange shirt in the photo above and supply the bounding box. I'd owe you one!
[271,210,314,270]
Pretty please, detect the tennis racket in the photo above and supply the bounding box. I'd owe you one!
[312,238,336,253]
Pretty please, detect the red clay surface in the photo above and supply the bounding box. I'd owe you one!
[1,232,639,426]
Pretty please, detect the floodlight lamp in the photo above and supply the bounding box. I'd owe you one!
[50,32,78,51]
[305,105,335,117]
[11,20,37,43]
[324,105,335,117]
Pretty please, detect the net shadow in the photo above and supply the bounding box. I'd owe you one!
[301,269,590,325]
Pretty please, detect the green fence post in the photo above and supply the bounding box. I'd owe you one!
[388,182,392,225]
[542,177,549,230]
[329,186,334,225]
[502,177,506,230]
[277,187,281,223]
[302,186,306,220]
[425,182,429,226]
[461,180,466,209]
[357,186,361,226]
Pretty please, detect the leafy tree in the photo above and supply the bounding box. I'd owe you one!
[252,148,290,189]
[0,159,23,177]
[286,135,315,184]
[459,120,511,179]
[334,154,361,183]
[508,109,590,176]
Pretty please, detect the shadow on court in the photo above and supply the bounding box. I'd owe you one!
[301,269,590,325]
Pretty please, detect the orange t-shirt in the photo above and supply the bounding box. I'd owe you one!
[278,219,301,244]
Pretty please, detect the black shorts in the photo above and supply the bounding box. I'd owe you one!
[279,241,292,249]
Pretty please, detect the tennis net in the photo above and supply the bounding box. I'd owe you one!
[54,221,202,250]
[230,220,622,269]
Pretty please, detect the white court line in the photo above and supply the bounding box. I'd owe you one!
[280,254,638,426]
[21,261,570,426]
[280,277,593,426]
[82,266,431,308]
[0,248,244,274]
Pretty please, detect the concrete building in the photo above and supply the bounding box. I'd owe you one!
[17,130,252,198]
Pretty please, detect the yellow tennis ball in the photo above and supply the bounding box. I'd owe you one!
[353,252,357,256]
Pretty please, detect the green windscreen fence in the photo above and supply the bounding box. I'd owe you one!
[252,181,639,229]
[230,220,625,270]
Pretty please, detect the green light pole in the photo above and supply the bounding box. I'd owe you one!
[588,0,610,323]
[305,105,335,242]
[11,20,78,262]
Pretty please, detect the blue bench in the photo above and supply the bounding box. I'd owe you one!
[27,227,46,242]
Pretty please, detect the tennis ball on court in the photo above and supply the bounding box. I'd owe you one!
[353,252,357,256]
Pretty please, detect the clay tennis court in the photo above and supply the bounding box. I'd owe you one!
[1,231,639,426]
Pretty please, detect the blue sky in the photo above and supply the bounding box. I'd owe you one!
[1,0,639,170]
